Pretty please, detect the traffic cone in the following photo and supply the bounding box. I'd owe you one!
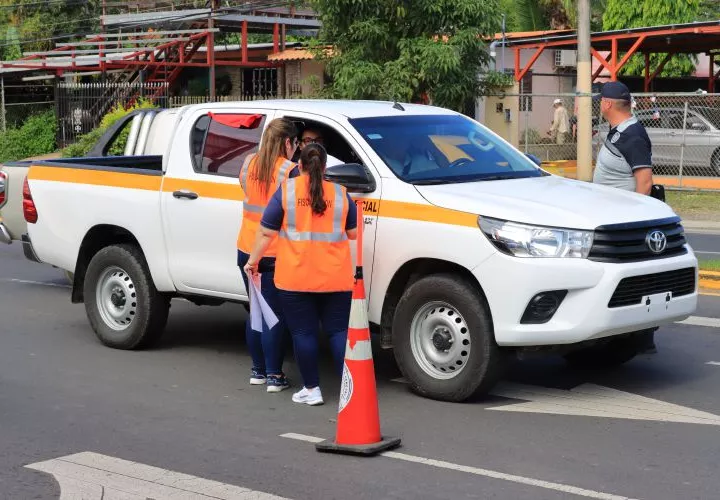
[316,202,401,456]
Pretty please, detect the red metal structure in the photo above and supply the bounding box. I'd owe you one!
[0,2,321,99]
[506,21,720,92]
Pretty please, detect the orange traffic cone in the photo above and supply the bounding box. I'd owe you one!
[316,202,401,456]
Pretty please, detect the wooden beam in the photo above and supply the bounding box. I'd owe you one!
[273,23,279,53]
[615,35,646,74]
[514,48,520,81]
[242,20,248,63]
[515,46,544,82]
[710,53,716,93]
[644,52,651,91]
[591,47,612,71]
[611,38,618,80]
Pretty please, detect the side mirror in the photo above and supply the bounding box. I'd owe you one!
[525,153,542,166]
[324,163,376,193]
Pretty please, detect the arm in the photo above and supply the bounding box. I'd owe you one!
[617,134,653,196]
[633,168,652,195]
[346,194,358,240]
[244,226,278,275]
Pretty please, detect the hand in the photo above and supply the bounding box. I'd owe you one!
[244,260,258,276]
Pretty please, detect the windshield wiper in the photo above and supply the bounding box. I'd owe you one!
[410,179,454,185]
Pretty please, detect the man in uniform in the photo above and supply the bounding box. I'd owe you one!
[593,81,657,353]
[549,98,570,144]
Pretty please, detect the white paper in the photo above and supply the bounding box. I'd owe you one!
[248,273,279,332]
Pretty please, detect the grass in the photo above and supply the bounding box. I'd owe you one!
[699,259,720,273]
[665,190,720,221]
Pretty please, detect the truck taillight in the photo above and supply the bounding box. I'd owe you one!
[0,171,6,207]
[23,176,38,224]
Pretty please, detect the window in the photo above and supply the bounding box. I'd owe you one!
[519,70,533,112]
[286,117,363,166]
[350,114,546,184]
[190,113,266,177]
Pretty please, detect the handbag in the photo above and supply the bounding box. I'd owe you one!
[650,184,665,202]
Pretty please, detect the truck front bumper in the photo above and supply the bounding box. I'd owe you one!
[477,249,699,347]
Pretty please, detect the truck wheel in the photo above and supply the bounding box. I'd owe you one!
[83,244,169,350]
[564,335,640,369]
[392,273,503,402]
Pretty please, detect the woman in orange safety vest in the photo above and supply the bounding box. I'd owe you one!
[244,143,357,406]
[237,118,300,393]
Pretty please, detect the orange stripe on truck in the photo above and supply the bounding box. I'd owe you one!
[26,166,478,228]
[161,177,245,201]
[28,165,162,191]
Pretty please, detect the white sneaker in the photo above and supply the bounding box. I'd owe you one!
[292,387,324,406]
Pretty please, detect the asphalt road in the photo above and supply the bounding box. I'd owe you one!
[687,232,720,260]
[2,242,720,500]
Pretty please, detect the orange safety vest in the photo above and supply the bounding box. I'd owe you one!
[274,176,353,293]
[237,154,295,255]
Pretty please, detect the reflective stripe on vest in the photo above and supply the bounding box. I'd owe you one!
[241,157,294,215]
[280,179,348,243]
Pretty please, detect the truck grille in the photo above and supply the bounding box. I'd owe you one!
[589,217,687,263]
[608,267,696,308]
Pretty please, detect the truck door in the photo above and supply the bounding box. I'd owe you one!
[161,107,276,298]
[273,110,382,296]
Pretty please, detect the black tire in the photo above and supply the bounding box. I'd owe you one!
[83,244,169,350]
[392,273,504,402]
[564,334,642,369]
[712,149,720,176]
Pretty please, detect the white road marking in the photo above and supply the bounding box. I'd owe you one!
[1,278,70,288]
[390,378,720,425]
[706,361,720,366]
[487,383,720,425]
[26,452,289,500]
[677,316,720,328]
[281,433,636,500]
[279,432,325,443]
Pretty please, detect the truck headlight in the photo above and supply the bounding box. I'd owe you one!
[479,217,594,258]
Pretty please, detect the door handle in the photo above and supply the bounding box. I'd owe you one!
[173,190,198,200]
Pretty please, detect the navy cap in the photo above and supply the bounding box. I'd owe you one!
[594,81,631,102]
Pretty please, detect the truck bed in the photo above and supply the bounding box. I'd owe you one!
[32,155,164,174]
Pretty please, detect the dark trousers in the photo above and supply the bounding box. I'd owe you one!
[237,251,285,376]
[278,290,352,388]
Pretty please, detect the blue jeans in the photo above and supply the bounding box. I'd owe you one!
[237,250,285,376]
[278,290,352,388]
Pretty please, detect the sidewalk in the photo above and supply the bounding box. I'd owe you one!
[683,220,720,233]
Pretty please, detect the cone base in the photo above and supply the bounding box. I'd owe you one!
[315,436,401,456]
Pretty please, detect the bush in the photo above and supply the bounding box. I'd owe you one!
[61,98,158,158]
[0,109,57,162]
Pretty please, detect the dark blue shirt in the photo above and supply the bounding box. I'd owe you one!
[261,184,358,232]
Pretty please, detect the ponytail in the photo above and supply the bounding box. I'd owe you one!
[300,143,328,216]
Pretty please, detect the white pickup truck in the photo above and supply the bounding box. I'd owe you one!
[20,99,698,402]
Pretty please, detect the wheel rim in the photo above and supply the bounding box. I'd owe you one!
[95,266,137,331]
[410,301,471,380]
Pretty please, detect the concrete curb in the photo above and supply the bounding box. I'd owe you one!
[699,270,720,290]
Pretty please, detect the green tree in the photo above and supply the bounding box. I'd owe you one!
[602,0,701,77]
[309,0,504,112]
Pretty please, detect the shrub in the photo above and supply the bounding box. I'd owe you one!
[61,98,158,158]
[0,109,57,162]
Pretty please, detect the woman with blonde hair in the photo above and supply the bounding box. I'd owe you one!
[237,117,299,393]
[244,143,357,406]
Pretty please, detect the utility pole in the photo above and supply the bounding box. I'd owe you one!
[208,0,217,100]
[576,0,593,182]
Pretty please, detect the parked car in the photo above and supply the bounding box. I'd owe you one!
[595,106,720,176]
[19,100,698,402]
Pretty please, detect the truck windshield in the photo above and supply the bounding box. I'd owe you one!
[350,114,547,185]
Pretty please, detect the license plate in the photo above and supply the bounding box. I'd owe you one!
[642,292,672,314]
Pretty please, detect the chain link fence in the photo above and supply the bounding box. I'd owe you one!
[497,92,720,188]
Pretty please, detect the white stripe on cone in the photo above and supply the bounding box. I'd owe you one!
[344,339,373,361]
[349,297,369,330]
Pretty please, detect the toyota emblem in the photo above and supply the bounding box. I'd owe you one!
[646,230,667,254]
